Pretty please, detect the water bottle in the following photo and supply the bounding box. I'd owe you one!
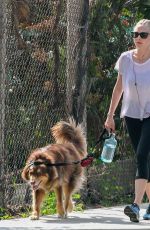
[100,133,117,163]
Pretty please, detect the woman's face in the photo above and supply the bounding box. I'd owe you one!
[133,25,150,50]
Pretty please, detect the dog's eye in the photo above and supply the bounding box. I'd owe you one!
[29,171,34,176]
[29,170,37,177]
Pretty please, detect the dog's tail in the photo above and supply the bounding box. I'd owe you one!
[51,118,87,156]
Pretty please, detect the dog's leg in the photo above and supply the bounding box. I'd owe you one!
[31,189,45,220]
[63,185,74,217]
[55,186,66,218]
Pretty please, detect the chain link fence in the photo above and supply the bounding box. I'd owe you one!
[0,0,135,213]
[0,0,88,211]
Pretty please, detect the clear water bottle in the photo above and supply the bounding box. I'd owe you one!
[100,133,117,163]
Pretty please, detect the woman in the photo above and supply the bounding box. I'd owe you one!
[104,19,150,222]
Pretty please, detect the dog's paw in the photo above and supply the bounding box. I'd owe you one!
[30,215,39,220]
[58,212,67,219]
[64,212,68,219]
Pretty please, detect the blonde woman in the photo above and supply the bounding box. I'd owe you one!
[104,19,150,222]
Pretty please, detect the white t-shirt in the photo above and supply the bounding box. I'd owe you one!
[115,50,150,120]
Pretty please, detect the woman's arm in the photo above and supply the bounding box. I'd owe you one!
[104,73,123,132]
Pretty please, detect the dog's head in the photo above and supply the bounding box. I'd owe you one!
[22,160,58,191]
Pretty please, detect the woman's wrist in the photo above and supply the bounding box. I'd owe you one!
[107,112,115,118]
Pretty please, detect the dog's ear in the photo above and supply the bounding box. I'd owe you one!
[21,165,30,181]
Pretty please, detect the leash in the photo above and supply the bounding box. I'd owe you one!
[27,129,109,168]
[93,128,110,147]
[28,160,81,168]
[80,128,110,167]
[27,154,94,168]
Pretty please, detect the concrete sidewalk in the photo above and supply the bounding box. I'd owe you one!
[0,203,150,229]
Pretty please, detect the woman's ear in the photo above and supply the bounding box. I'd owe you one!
[21,165,30,181]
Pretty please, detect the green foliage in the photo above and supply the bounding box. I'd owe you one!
[41,193,56,215]
[87,0,147,155]
[40,192,84,216]
[0,207,12,220]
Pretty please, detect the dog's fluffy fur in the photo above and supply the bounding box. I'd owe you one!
[22,119,87,220]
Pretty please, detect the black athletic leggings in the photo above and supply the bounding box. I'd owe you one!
[125,116,150,182]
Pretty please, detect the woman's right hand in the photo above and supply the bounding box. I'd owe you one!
[104,116,115,132]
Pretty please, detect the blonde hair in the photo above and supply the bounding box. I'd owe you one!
[134,19,150,30]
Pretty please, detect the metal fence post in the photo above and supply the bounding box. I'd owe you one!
[0,0,7,208]
[66,0,89,126]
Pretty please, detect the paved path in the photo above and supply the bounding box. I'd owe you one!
[0,203,150,229]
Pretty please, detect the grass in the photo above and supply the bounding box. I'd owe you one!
[0,207,13,220]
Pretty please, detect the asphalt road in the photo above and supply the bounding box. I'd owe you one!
[0,203,150,229]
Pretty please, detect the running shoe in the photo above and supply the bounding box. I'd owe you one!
[143,204,150,220]
[124,203,140,222]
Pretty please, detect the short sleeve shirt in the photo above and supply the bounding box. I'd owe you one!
[115,50,150,120]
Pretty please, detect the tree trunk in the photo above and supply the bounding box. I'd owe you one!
[66,0,89,126]
[0,0,8,207]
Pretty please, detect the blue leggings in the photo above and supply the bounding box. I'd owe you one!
[125,116,150,182]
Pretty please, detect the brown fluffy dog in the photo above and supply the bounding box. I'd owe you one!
[21,119,87,220]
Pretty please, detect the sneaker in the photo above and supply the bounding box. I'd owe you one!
[124,203,140,222]
[143,204,150,220]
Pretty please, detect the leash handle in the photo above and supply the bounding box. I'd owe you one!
[94,128,110,147]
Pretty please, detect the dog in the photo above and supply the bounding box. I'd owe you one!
[21,119,87,220]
